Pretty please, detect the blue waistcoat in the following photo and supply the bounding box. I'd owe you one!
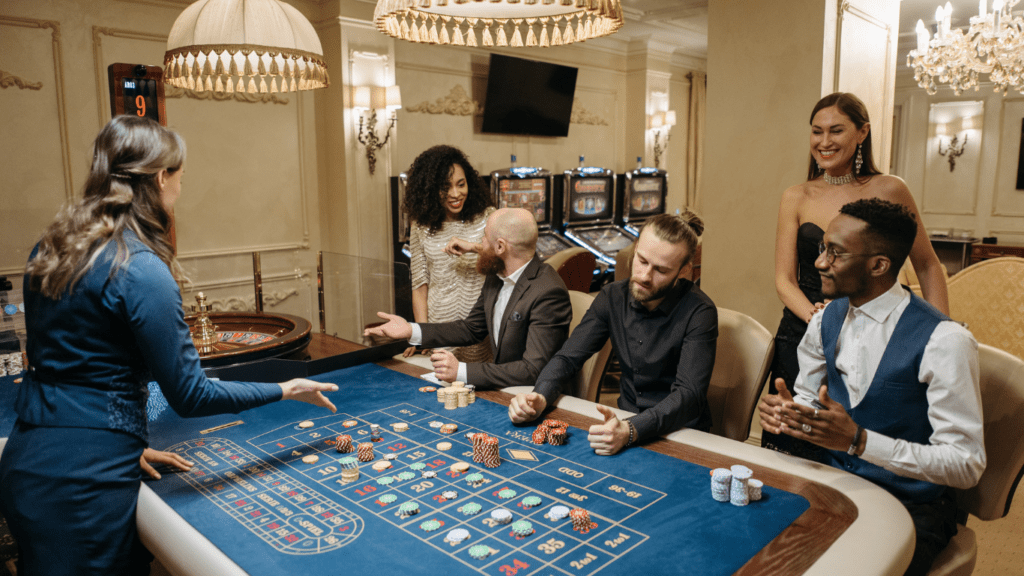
[821,290,948,504]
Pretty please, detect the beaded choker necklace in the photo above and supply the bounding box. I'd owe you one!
[823,171,854,185]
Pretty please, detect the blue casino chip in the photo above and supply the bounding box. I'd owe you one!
[3,304,17,316]
[147,381,169,421]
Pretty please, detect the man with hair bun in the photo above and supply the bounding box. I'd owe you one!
[759,198,985,576]
[508,210,718,456]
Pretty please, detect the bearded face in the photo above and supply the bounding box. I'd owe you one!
[476,240,505,276]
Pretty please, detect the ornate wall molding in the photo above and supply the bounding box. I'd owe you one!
[164,84,290,105]
[0,70,43,90]
[204,289,300,313]
[1,16,73,200]
[570,97,608,126]
[406,85,480,116]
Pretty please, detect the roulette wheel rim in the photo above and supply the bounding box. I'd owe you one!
[184,311,312,367]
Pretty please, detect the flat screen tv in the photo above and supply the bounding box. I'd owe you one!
[481,54,578,137]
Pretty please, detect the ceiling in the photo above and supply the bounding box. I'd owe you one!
[616,0,992,67]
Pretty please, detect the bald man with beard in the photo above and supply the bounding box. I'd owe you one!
[366,208,572,389]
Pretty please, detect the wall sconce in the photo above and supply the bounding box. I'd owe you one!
[936,117,972,172]
[354,85,401,175]
[649,110,676,168]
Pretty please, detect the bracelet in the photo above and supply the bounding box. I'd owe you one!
[847,425,864,456]
[626,420,636,446]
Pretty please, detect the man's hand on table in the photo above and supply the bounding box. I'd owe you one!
[364,312,413,341]
[508,392,547,423]
[430,349,459,383]
[589,404,630,456]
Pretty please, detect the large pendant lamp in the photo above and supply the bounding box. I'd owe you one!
[373,0,624,48]
[164,0,329,94]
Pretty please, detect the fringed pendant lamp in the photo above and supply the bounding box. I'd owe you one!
[164,0,329,95]
[373,0,624,48]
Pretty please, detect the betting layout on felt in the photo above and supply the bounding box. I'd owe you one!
[144,363,810,576]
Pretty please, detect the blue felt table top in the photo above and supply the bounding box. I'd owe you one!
[142,363,810,576]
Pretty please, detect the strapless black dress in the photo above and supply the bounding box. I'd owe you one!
[762,222,826,461]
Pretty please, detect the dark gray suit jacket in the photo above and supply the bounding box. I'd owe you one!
[419,256,572,389]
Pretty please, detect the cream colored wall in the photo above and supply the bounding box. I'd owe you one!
[703,0,899,333]
[894,84,1024,246]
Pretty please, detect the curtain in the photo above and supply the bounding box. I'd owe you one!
[686,71,706,213]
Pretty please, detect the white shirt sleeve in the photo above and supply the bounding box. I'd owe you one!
[457,362,468,384]
[409,323,423,346]
[860,322,986,489]
[792,309,828,408]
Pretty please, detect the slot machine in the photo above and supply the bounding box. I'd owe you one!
[490,156,574,260]
[620,158,668,238]
[561,157,634,269]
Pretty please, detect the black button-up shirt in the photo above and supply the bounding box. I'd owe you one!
[534,278,717,442]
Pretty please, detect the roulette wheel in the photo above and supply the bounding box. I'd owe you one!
[185,292,312,367]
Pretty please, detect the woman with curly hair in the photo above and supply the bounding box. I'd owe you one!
[0,115,338,575]
[403,145,495,362]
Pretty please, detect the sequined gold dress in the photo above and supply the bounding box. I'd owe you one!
[409,208,494,363]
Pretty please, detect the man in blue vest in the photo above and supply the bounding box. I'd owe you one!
[758,198,985,576]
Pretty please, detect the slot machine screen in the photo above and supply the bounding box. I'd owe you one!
[498,177,548,223]
[567,177,612,222]
[628,176,664,218]
[575,228,635,254]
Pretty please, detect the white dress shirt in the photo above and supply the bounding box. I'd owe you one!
[793,281,986,490]
[409,260,529,384]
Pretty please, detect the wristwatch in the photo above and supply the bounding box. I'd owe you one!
[847,425,864,456]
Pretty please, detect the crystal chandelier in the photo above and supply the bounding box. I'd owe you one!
[907,0,1024,95]
[373,0,623,48]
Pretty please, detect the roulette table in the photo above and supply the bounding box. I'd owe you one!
[127,343,915,576]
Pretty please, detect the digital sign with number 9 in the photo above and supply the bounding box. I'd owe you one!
[123,78,159,123]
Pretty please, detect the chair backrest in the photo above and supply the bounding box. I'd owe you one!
[567,290,613,403]
[546,247,596,293]
[946,256,1024,360]
[614,242,635,282]
[706,307,775,442]
[897,260,948,298]
[959,343,1024,521]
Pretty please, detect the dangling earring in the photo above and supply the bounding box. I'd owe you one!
[855,143,863,175]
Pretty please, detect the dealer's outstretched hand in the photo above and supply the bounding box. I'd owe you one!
[508,392,546,424]
[279,379,339,413]
[588,404,631,456]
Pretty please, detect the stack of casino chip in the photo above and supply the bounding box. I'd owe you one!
[456,388,469,408]
[460,502,482,515]
[497,488,517,500]
[440,423,458,435]
[531,426,548,445]
[544,420,568,445]
[547,427,567,446]
[747,479,763,501]
[1,352,23,376]
[370,424,382,441]
[490,509,513,525]
[436,387,446,403]
[420,519,442,532]
[443,388,458,410]
[465,384,476,404]
[471,433,488,463]
[710,468,732,502]
[520,496,542,509]
[398,502,419,519]
[464,473,485,488]
[338,456,360,484]
[510,520,534,538]
[335,434,353,453]
[468,544,491,560]
[730,465,752,506]
[445,528,470,544]
[357,442,374,462]
[546,505,570,521]
[570,508,595,534]
[479,435,500,468]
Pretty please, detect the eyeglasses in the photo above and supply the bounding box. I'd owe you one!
[817,242,882,265]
